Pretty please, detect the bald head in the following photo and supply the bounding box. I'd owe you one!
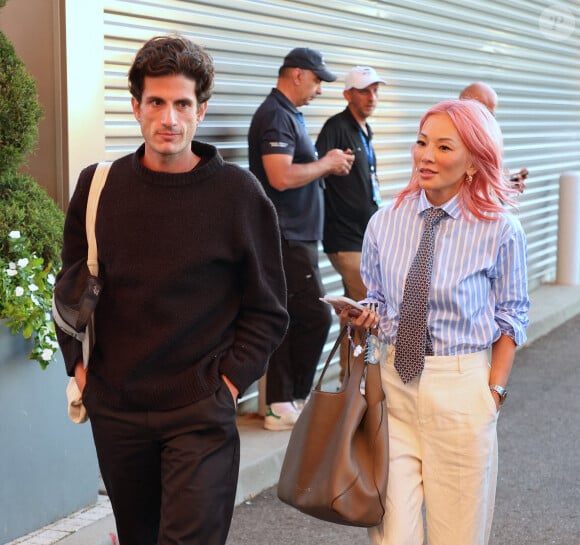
[459,82,498,116]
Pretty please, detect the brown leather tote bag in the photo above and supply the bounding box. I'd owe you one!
[277,325,389,527]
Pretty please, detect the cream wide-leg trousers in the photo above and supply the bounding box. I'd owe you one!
[368,345,499,545]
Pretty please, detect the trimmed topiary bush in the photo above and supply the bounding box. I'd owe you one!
[0,170,63,264]
[0,31,42,175]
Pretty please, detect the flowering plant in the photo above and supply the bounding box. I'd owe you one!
[0,230,60,368]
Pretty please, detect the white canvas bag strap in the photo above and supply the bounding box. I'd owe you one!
[86,162,111,276]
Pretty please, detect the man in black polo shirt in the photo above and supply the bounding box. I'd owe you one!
[248,47,354,430]
[316,66,386,383]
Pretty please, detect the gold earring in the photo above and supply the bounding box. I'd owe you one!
[466,173,473,184]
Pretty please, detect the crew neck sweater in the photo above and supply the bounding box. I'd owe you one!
[56,141,288,410]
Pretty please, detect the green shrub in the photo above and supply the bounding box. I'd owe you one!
[0,170,64,265]
[0,31,42,175]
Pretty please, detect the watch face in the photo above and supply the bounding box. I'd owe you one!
[491,385,507,403]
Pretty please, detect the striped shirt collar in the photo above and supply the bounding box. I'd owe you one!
[416,189,462,220]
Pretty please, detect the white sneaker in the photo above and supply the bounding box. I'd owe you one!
[292,398,308,413]
[264,402,299,431]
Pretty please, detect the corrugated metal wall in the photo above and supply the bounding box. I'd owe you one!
[101,0,580,406]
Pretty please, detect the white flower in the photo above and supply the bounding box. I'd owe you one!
[3,230,62,366]
[41,349,54,361]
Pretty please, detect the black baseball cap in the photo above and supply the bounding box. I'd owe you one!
[281,47,337,82]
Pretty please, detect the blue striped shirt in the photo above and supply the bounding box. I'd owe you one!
[361,190,530,354]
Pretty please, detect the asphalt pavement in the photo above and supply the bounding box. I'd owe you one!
[226,313,580,545]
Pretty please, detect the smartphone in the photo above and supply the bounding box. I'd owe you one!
[510,168,528,182]
[319,295,365,317]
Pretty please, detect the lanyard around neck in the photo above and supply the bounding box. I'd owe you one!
[358,127,381,205]
[358,127,375,173]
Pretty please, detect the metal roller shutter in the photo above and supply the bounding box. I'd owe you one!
[101,0,580,407]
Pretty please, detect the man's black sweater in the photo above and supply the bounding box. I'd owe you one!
[56,141,288,410]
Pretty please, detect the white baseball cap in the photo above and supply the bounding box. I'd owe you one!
[344,66,386,90]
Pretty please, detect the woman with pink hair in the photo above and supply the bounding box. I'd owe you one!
[351,99,529,545]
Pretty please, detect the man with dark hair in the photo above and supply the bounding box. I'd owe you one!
[248,47,354,431]
[55,34,288,545]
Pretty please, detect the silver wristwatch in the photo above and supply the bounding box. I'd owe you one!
[489,384,507,405]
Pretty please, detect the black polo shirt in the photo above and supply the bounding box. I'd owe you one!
[248,88,323,241]
[316,107,379,253]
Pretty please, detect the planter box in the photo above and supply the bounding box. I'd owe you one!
[0,324,99,543]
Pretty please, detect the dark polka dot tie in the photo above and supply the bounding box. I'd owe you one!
[394,207,447,383]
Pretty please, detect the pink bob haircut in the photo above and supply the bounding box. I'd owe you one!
[395,98,517,219]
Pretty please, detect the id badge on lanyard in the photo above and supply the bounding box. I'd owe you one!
[359,128,381,206]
